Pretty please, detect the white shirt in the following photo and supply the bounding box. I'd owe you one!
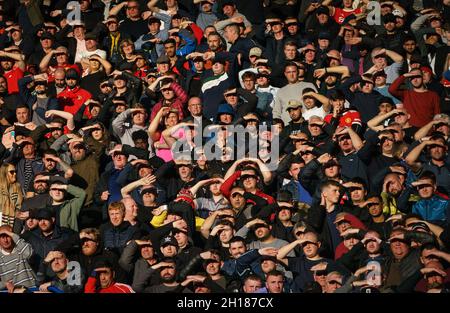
[303,106,327,121]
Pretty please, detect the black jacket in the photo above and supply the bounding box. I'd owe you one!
[22,225,76,273]
[99,221,141,258]
[56,233,127,284]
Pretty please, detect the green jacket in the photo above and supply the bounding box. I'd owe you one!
[59,185,87,232]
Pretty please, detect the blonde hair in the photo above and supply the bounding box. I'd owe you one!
[108,201,125,214]
[0,163,23,226]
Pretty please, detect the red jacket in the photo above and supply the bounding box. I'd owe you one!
[84,277,134,293]
[220,170,275,204]
[150,82,188,121]
[57,86,92,116]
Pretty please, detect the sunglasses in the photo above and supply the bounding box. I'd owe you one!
[176,164,192,169]
[416,184,433,190]
[389,238,408,244]
[301,241,318,248]
[314,270,328,276]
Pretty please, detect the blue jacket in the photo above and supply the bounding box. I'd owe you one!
[412,195,450,226]
[221,249,263,279]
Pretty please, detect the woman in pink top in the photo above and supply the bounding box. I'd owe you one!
[148,106,184,162]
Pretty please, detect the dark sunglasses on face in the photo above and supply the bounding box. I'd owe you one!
[314,270,328,276]
[301,241,317,248]
[390,238,408,244]
[241,174,257,180]
[416,184,433,190]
